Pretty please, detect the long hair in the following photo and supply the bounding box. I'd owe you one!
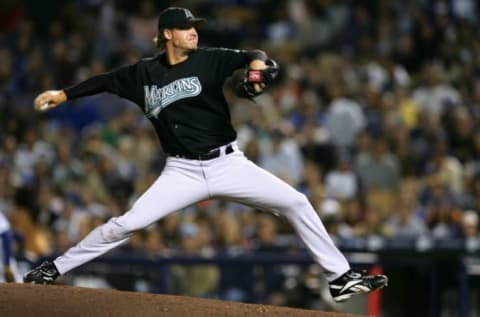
[153,30,166,49]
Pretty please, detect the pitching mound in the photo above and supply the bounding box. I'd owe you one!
[0,284,363,317]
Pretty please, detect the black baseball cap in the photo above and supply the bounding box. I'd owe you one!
[157,7,206,30]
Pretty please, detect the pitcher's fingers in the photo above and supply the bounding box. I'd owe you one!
[35,92,49,106]
[34,95,43,107]
[253,83,265,93]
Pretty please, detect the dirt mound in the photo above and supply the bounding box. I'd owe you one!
[0,284,363,317]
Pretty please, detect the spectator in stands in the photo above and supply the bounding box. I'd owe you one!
[168,222,220,298]
[444,107,474,164]
[215,212,253,302]
[461,209,480,253]
[0,211,20,282]
[142,225,167,255]
[425,191,461,239]
[460,210,479,238]
[51,141,84,185]
[358,206,392,237]
[412,62,461,118]
[386,202,427,239]
[324,153,358,201]
[259,128,304,186]
[424,140,464,195]
[336,199,364,238]
[355,136,400,192]
[325,83,366,150]
[252,214,288,305]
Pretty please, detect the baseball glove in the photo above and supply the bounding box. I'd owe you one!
[235,59,279,99]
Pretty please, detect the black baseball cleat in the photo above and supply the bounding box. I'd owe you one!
[23,261,60,284]
[329,269,388,302]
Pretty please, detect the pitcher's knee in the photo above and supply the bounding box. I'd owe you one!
[281,192,312,213]
[100,217,135,242]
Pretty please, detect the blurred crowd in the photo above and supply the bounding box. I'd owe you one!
[1,0,480,306]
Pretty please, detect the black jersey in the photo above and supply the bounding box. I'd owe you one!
[64,48,266,155]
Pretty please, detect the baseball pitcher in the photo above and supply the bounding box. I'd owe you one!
[24,7,387,302]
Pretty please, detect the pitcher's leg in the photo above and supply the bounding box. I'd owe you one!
[210,156,349,281]
[54,166,209,275]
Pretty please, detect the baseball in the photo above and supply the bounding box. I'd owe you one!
[40,103,49,111]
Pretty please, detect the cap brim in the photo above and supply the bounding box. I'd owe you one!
[191,18,206,24]
[180,18,207,28]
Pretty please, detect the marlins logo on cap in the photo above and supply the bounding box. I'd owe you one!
[157,7,206,30]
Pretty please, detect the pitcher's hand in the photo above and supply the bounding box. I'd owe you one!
[34,90,67,111]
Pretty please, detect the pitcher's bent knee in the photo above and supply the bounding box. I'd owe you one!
[278,192,312,213]
[100,217,134,242]
[292,193,311,209]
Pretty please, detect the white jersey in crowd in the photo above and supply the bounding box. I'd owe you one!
[0,212,21,283]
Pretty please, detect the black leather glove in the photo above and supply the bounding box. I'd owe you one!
[235,59,279,99]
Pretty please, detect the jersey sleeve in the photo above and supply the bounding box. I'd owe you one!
[209,48,268,79]
[64,63,140,103]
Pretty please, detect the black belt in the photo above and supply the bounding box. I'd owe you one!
[170,144,234,161]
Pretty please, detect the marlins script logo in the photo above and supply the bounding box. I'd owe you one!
[144,76,202,118]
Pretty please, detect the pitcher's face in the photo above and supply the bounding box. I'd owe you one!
[170,27,198,51]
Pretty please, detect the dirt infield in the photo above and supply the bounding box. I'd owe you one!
[0,284,364,317]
